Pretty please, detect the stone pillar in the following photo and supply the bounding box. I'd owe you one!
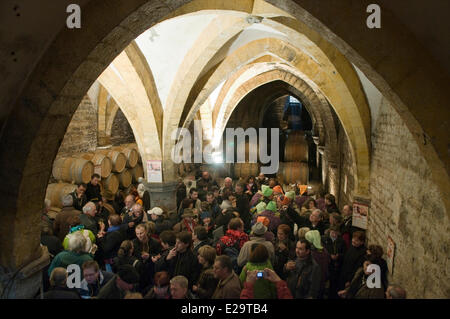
[97,132,111,147]
[0,246,50,299]
[144,181,178,213]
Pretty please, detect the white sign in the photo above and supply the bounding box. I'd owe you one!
[352,201,368,229]
[147,160,162,183]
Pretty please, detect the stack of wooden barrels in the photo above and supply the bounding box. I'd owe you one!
[46,143,144,208]
[279,131,309,184]
[232,141,260,180]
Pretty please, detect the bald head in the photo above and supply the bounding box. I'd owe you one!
[50,267,68,287]
[132,203,143,218]
[386,285,407,299]
[125,195,135,209]
[342,205,352,217]
[224,177,232,188]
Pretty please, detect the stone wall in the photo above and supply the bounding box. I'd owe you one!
[337,123,356,208]
[57,96,97,156]
[110,109,135,146]
[368,98,449,298]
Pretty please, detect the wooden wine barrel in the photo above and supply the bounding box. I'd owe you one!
[118,169,132,188]
[130,164,144,183]
[79,153,112,178]
[97,150,126,173]
[101,174,119,194]
[279,162,309,184]
[233,163,260,179]
[284,131,308,162]
[52,157,94,184]
[112,146,139,168]
[45,183,77,208]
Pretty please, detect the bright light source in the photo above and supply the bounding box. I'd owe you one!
[212,152,223,163]
[307,186,312,189]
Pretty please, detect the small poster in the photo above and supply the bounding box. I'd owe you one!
[386,236,396,275]
[352,201,369,229]
[146,160,162,183]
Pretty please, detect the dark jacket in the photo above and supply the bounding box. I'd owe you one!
[86,182,102,202]
[70,191,87,212]
[286,206,326,235]
[79,214,99,236]
[97,226,127,260]
[346,268,385,299]
[195,267,219,299]
[339,244,367,289]
[158,248,200,288]
[273,239,296,280]
[79,271,114,298]
[132,237,162,260]
[215,210,235,230]
[285,255,322,299]
[96,275,135,299]
[41,286,81,299]
[41,234,63,257]
[235,193,251,231]
[153,216,175,235]
[322,235,347,272]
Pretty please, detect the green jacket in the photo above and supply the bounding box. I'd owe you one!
[48,250,93,278]
[239,260,277,299]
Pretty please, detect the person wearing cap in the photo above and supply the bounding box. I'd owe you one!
[173,208,198,233]
[200,210,215,238]
[237,222,275,268]
[96,264,140,299]
[252,201,281,235]
[272,185,284,196]
[147,206,174,235]
[261,185,274,203]
[305,230,330,298]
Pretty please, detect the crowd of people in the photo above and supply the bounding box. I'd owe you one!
[39,171,407,299]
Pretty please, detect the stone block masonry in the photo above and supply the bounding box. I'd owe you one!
[368,98,449,298]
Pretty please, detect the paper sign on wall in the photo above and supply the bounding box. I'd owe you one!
[352,201,369,229]
[94,166,102,179]
[147,160,162,183]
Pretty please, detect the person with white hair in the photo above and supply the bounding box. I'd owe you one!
[48,231,94,280]
[53,194,81,242]
[80,201,103,236]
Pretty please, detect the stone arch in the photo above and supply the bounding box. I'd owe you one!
[0,0,448,276]
[214,63,339,168]
[178,37,370,196]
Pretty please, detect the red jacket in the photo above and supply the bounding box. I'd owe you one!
[240,280,293,299]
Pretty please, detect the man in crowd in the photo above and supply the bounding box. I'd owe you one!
[53,195,81,242]
[212,255,242,299]
[70,183,88,211]
[285,239,321,299]
[96,264,140,299]
[238,222,275,268]
[86,174,102,202]
[170,275,196,299]
[80,202,102,236]
[79,260,114,298]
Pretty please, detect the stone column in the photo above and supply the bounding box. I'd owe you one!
[143,181,178,213]
[0,246,50,299]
